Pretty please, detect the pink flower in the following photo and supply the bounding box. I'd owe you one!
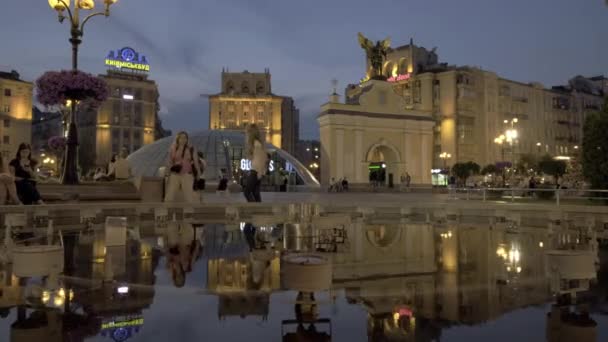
[36,70,108,108]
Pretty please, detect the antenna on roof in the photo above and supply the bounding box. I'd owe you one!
[331,79,338,95]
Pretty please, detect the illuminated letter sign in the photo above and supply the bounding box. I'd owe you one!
[105,47,150,72]
[240,159,274,172]
[387,74,411,82]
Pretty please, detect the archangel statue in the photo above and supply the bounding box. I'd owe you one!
[358,32,391,81]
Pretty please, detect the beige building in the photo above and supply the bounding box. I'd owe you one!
[322,37,605,186]
[78,70,158,171]
[375,40,605,169]
[209,69,299,155]
[0,70,32,160]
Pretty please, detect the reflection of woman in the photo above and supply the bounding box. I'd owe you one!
[244,124,267,202]
[165,132,202,203]
[0,154,21,205]
[165,222,202,287]
[9,143,43,205]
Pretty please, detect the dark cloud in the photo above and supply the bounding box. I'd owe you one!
[1,0,606,139]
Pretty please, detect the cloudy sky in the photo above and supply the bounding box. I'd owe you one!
[1,0,607,138]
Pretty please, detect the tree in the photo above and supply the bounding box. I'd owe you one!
[516,153,538,175]
[582,99,608,189]
[539,154,567,185]
[452,161,480,185]
[481,164,499,175]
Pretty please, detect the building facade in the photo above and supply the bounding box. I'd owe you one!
[323,37,605,186]
[319,80,435,187]
[78,70,159,171]
[0,70,32,160]
[369,40,606,170]
[208,69,299,155]
[295,140,321,180]
[31,107,63,174]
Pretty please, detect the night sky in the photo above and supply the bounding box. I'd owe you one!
[1,0,606,138]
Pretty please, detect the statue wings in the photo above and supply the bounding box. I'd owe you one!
[358,32,374,50]
[379,37,391,51]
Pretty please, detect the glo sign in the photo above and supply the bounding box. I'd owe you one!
[240,159,275,172]
[105,47,150,72]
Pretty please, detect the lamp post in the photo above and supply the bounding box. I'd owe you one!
[494,135,506,186]
[48,0,119,184]
[439,152,451,186]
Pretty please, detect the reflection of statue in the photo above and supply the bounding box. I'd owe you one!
[358,32,391,81]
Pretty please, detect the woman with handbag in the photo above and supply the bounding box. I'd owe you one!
[164,132,202,203]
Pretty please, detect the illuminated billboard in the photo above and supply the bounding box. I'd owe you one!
[105,47,150,72]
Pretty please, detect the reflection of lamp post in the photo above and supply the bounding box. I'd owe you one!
[48,0,119,184]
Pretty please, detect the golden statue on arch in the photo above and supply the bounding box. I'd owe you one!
[358,32,391,81]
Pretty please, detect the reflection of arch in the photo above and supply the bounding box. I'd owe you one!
[365,142,401,164]
[241,81,250,94]
[365,225,401,249]
[398,58,408,74]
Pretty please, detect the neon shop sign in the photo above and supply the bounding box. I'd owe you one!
[387,74,411,82]
[105,47,150,72]
[240,159,275,172]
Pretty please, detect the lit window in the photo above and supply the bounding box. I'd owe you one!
[123,94,134,100]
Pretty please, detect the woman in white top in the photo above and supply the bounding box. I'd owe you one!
[244,124,268,202]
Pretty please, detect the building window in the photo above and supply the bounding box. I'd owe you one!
[133,130,141,143]
[3,136,9,144]
[123,113,131,125]
[3,105,9,113]
[3,119,9,128]
[134,88,142,100]
[4,89,11,97]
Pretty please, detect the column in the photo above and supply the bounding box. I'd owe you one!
[335,129,344,180]
[421,132,433,184]
[355,129,364,183]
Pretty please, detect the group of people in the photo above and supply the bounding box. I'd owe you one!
[163,124,267,204]
[0,143,43,205]
[91,147,132,182]
[328,177,349,192]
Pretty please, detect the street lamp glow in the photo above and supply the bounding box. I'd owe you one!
[48,0,70,10]
[513,118,518,123]
[536,142,542,147]
[78,0,95,10]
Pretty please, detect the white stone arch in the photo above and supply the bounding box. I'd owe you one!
[365,140,402,164]
[398,57,409,74]
[382,61,396,78]
[365,140,403,186]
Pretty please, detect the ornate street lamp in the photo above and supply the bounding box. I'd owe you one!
[47,0,119,184]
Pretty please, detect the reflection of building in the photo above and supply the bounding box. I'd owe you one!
[208,69,300,155]
[78,65,162,172]
[0,70,32,158]
[127,130,319,186]
[207,251,280,320]
[70,232,159,328]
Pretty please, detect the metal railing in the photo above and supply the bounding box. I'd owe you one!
[446,187,608,206]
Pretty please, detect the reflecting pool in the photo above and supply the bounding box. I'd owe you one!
[0,215,606,341]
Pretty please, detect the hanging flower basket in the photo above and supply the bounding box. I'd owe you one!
[48,136,66,152]
[36,70,108,108]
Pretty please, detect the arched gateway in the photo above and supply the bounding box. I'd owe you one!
[318,80,434,188]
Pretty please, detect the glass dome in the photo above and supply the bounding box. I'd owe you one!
[127,130,320,187]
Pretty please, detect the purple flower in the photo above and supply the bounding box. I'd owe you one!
[48,136,67,151]
[36,70,108,108]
